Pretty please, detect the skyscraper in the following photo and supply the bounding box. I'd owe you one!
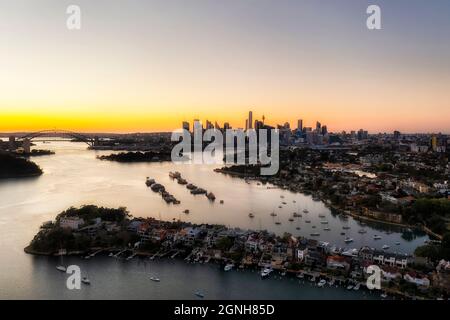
[316,121,321,133]
[297,119,303,131]
[182,121,190,132]
[248,111,253,129]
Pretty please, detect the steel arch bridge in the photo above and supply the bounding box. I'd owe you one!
[18,130,95,146]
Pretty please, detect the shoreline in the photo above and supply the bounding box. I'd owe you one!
[215,168,442,240]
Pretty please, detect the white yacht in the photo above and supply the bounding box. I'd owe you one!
[318,279,326,287]
[358,229,367,234]
[150,276,161,282]
[344,237,354,243]
[224,263,234,272]
[382,245,390,250]
[56,265,66,272]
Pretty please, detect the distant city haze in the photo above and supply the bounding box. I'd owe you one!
[1,0,449,133]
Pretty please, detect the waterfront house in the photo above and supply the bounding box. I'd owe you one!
[60,217,84,230]
[404,272,430,288]
[326,255,351,271]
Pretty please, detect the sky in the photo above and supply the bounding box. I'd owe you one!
[0,0,449,133]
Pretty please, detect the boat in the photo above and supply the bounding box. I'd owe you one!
[183,209,190,214]
[81,277,91,285]
[310,276,316,282]
[344,237,354,243]
[318,279,326,287]
[373,235,382,240]
[150,276,160,282]
[296,273,304,279]
[280,195,284,199]
[293,200,296,203]
[270,212,277,217]
[340,232,346,236]
[108,252,114,257]
[305,220,311,223]
[56,265,66,272]
[278,206,282,209]
[195,291,205,298]
[323,227,331,231]
[395,242,401,245]
[310,233,320,237]
[296,227,301,230]
[318,214,326,218]
[343,226,350,230]
[382,245,390,250]
[56,250,66,272]
[312,225,316,228]
[358,229,367,234]
[261,268,272,278]
[206,192,216,201]
[303,209,309,213]
[346,285,354,290]
[328,278,335,286]
[282,202,287,205]
[224,263,234,272]
[380,293,388,299]
[145,178,155,186]
[288,218,294,222]
[320,221,328,224]
[275,221,281,225]
[220,200,224,204]
[248,213,255,218]
[353,283,360,291]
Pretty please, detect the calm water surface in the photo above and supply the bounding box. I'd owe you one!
[0,141,427,299]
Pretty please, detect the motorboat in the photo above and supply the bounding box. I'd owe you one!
[56,265,66,272]
[248,213,255,218]
[150,276,161,282]
[344,237,354,243]
[288,218,294,222]
[318,279,326,287]
[353,283,360,291]
[296,273,304,279]
[261,268,272,278]
[323,227,331,231]
[270,212,277,217]
[195,291,205,298]
[318,214,326,218]
[310,233,320,237]
[358,229,367,234]
[343,226,350,230]
[303,209,309,213]
[346,285,354,290]
[305,220,311,223]
[320,221,328,224]
[275,221,281,225]
[382,245,390,250]
[373,235,382,240]
[81,277,91,285]
[224,264,234,272]
[296,227,301,230]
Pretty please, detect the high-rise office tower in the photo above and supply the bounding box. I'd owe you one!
[224,122,230,130]
[245,119,248,131]
[316,121,321,133]
[248,111,253,129]
[297,119,303,131]
[182,121,190,132]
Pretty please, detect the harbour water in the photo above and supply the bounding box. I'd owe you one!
[0,141,428,299]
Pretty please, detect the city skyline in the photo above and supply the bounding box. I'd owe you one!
[1,0,450,133]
